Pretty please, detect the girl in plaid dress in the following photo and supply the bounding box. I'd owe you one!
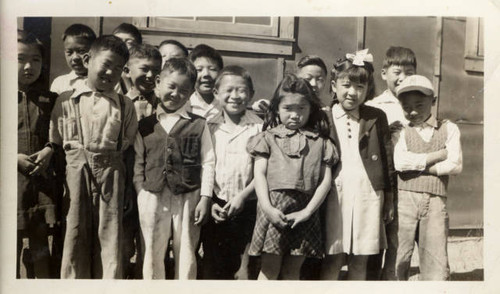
[246,74,338,280]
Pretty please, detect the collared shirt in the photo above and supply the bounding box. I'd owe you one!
[209,110,263,201]
[50,71,87,95]
[331,103,360,150]
[126,87,158,121]
[188,91,222,122]
[133,103,215,197]
[49,82,138,152]
[365,90,408,125]
[393,115,462,176]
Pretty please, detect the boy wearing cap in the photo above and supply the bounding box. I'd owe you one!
[383,75,462,280]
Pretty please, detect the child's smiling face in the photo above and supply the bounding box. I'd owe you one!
[399,91,434,125]
[382,64,416,96]
[18,42,42,91]
[278,93,311,130]
[193,57,220,96]
[214,75,252,117]
[85,49,126,93]
[334,76,368,112]
[126,57,162,95]
[64,36,91,76]
[297,64,326,95]
[155,70,194,112]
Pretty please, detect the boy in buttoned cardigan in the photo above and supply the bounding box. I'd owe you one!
[134,58,214,279]
[382,75,462,280]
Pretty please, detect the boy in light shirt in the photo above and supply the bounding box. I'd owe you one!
[50,24,96,94]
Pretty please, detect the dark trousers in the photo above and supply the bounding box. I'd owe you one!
[200,196,257,279]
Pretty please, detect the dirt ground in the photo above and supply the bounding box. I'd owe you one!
[408,235,484,281]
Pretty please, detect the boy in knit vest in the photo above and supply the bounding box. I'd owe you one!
[384,75,462,280]
[134,58,214,279]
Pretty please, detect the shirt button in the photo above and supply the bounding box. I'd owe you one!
[371,154,378,161]
[348,135,352,139]
[162,170,167,175]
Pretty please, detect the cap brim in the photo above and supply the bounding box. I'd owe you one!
[397,86,434,97]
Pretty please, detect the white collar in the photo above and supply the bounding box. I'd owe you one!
[411,115,438,129]
[371,89,399,104]
[189,91,220,109]
[156,103,191,120]
[332,103,359,120]
[71,82,119,103]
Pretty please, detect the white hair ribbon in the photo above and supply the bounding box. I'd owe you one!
[346,48,373,66]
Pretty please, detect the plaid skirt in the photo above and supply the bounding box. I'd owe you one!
[248,190,323,258]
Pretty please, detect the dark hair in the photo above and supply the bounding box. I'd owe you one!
[159,39,189,57]
[112,23,142,44]
[382,46,417,70]
[188,44,223,70]
[264,74,330,137]
[297,55,328,76]
[128,43,162,63]
[62,24,96,43]
[18,29,44,57]
[18,30,47,88]
[89,35,129,64]
[330,55,376,102]
[161,58,197,90]
[214,65,254,95]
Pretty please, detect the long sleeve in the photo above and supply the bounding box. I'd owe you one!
[199,122,215,197]
[121,98,138,151]
[49,96,64,147]
[393,128,427,172]
[133,133,146,193]
[433,122,463,176]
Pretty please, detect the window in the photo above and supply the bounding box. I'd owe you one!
[464,17,484,73]
[132,17,295,56]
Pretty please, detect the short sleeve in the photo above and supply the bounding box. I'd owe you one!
[246,132,270,158]
[322,138,339,166]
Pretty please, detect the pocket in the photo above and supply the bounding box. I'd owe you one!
[180,135,200,163]
[181,164,201,186]
[103,117,122,143]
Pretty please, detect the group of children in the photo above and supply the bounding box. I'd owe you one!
[17,21,462,281]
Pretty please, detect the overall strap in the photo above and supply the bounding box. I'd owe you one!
[117,93,126,151]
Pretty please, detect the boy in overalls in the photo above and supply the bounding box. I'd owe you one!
[48,35,138,279]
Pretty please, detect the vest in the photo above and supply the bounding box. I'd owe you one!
[139,113,206,194]
[398,121,449,196]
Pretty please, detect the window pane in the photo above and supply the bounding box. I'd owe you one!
[478,18,484,57]
[197,17,233,23]
[164,17,195,20]
[235,17,271,26]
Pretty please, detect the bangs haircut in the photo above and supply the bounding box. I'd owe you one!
[159,39,189,57]
[161,57,197,90]
[382,46,417,70]
[331,58,376,101]
[214,65,254,95]
[297,55,328,76]
[62,24,96,43]
[89,35,129,64]
[128,43,162,63]
[264,74,330,137]
[18,29,44,57]
[112,23,142,44]
[188,44,223,70]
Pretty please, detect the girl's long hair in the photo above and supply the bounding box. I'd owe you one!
[329,56,376,105]
[263,73,330,138]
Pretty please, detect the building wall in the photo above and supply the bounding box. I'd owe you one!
[25,16,484,229]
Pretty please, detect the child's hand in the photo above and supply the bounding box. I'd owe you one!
[18,154,36,174]
[285,210,311,229]
[389,121,404,134]
[211,202,228,223]
[28,146,53,177]
[194,196,212,226]
[251,99,270,113]
[223,194,246,218]
[263,206,288,229]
